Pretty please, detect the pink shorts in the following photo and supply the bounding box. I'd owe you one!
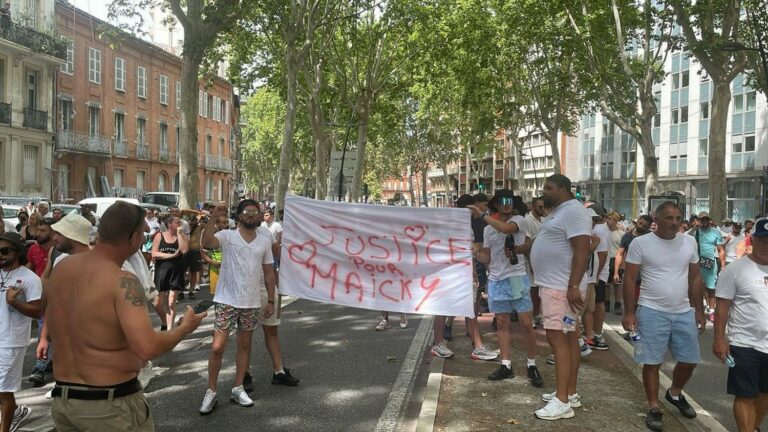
[540,287,585,332]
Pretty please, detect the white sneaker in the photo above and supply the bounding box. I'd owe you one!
[580,339,592,357]
[430,340,454,358]
[541,391,581,408]
[45,389,53,399]
[375,319,391,331]
[399,315,408,328]
[10,405,31,432]
[470,345,499,361]
[535,396,575,420]
[199,389,218,415]
[230,385,254,407]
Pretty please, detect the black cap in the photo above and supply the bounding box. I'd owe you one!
[0,232,24,252]
[473,193,489,203]
[587,203,607,217]
[493,189,515,200]
[455,194,475,208]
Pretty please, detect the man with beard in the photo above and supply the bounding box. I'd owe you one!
[199,199,277,414]
[612,215,653,313]
[26,217,54,277]
[0,232,41,432]
[530,174,592,421]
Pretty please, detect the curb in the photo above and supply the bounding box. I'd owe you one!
[415,346,443,432]
[604,323,729,432]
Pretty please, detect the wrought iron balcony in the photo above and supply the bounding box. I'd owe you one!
[57,131,112,155]
[0,102,10,125]
[0,20,67,60]
[114,140,128,157]
[22,107,47,131]
[159,146,169,162]
[205,154,233,172]
[137,144,150,160]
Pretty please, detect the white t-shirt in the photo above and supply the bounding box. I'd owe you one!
[530,199,593,290]
[265,221,283,243]
[0,266,42,348]
[625,233,699,314]
[592,223,612,282]
[2,220,16,234]
[483,215,528,281]
[214,227,274,309]
[715,256,768,353]
[582,226,608,284]
[145,217,161,238]
[606,226,624,258]
[724,233,746,263]
[525,212,543,239]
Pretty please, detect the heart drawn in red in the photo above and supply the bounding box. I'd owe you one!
[287,241,318,267]
[404,225,427,243]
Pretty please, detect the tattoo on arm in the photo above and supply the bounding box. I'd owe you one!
[119,276,147,307]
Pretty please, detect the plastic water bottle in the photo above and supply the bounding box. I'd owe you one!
[725,354,736,368]
[630,331,642,356]
[562,314,576,333]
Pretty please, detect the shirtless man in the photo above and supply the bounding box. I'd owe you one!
[45,201,206,431]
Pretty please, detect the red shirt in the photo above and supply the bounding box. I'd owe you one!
[26,243,50,277]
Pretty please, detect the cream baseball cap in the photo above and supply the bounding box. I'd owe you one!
[51,212,92,246]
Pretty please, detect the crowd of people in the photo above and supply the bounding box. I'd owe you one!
[418,174,765,432]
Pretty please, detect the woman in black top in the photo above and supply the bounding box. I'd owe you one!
[152,216,188,330]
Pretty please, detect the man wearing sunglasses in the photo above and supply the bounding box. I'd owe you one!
[0,232,42,432]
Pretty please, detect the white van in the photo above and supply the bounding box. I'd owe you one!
[77,197,141,218]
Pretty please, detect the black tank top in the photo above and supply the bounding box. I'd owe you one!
[156,233,180,260]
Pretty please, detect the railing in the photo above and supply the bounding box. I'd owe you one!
[22,107,47,130]
[57,131,112,155]
[159,146,169,162]
[0,19,67,60]
[205,154,233,172]
[137,144,150,160]
[0,102,10,125]
[114,140,128,157]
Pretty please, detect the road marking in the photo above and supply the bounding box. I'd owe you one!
[374,315,433,432]
[604,322,728,432]
[415,350,443,432]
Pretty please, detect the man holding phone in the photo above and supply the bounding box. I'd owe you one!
[199,200,277,414]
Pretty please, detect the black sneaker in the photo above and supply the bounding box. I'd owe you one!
[527,365,544,387]
[645,408,663,432]
[605,301,611,313]
[614,302,622,315]
[665,389,696,418]
[272,368,300,386]
[243,372,254,393]
[28,369,45,387]
[178,292,185,301]
[488,364,514,380]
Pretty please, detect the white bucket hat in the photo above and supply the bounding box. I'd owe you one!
[51,212,92,246]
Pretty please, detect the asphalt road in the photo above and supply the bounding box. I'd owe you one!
[16,294,432,432]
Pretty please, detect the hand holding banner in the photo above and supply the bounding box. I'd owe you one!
[279,195,475,317]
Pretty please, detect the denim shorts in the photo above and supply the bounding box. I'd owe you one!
[487,275,532,314]
[634,305,700,365]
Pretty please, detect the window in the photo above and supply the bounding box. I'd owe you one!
[213,96,220,121]
[208,94,214,118]
[88,48,101,84]
[680,106,689,123]
[700,69,709,82]
[176,82,181,110]
[136,118,146,145]
[88,106,100,136]
[114,169,123,189]
[26,70,38,109]
[223,99,228,124]
[734,94,744,114]
[175,125,180,152]
[23,145,38,186]
[206,178,214,200]
[158,172,167,192]
[61,39,74,74]
[159,75,169,105]
[137,67,147,99]
[700,102,709,119]
[672,109,679,125]
[114,113,125,142]
[745,135,755,152]
[746,91,757,112]
[218,137,225,156]
[114,58,126,91]
[699,139,708,157]
[60,100,73,131]
[205,135,212,154]
[731,135,756,171]
[202,92,208,118]
[199,90,204,115]
[136,171,145,191]
[218,179,224,201]
[682,70,689,87]
[57,164,69,200]
[160,123,168,149]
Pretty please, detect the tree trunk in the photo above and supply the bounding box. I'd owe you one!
[350,97,372,202]
[421,169,428,207]
[708,80,731,222]
[407,166,415,207]
[442,163,451,206]
[179,53,202,209]
[547,132,562,174]
[637,120,659,199]
[276,47,299,214]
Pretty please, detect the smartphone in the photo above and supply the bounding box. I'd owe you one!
[193,299,214,314]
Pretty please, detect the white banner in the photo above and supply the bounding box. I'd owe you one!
[279,195,474,317]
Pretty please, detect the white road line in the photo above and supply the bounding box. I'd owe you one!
[374,315,433,432]
[604,322,729,432]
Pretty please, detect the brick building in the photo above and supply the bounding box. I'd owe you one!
[52,0,236,204]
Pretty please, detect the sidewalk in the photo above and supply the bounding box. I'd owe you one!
[423,313,703,432]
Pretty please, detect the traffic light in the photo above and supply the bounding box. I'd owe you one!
[478,183,484,190]
[575,185,582,200]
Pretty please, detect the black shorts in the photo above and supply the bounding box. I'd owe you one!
[727,345,768,398]
[184,250,202,272]
[595,280,607,303]
[608,258,616,282]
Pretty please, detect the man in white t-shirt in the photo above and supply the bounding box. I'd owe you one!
[529,174,592,421]
[723,222,746,266]
[586,204,610,351]
[525,197,546,326]
[579,207,608,356]
[714,218,768,432]
[263,209,283,244]
[199,199,277,414]
[623,202,705,432]
[474,190,542,387]
[0,232,42,431]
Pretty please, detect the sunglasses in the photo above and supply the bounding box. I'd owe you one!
[241,209,260,216]
[39,217,54,226]
[499,197,514,205]
[0,247,18,255]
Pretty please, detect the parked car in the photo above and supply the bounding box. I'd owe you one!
[77,197,141,218]
[142,192,179,208]
[140,203,169,215]
[1,205,24,232]
[0,196,45,207]
[51,204,81,216]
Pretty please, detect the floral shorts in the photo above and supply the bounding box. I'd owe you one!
[214,303,258,333]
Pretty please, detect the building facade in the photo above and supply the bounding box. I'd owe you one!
[0,0,66,198]
[576,50,768,221]
[53,0,236,204]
